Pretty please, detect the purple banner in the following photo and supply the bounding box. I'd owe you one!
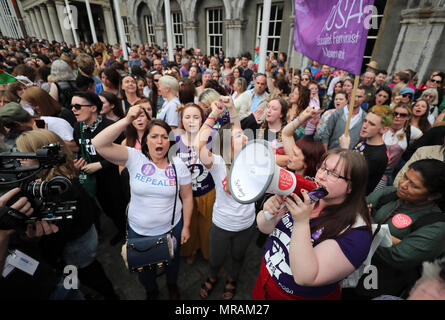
[294,0,375,75]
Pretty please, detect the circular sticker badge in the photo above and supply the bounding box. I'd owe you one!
[141,163,155,176]
[165,166,176,179]
[278,169,294,191]
[392,214,413,229]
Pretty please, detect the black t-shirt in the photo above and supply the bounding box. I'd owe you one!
[73,116,125,172]
[355,141,388,195]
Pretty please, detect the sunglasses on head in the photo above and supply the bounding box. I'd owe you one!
[71,104,94,110]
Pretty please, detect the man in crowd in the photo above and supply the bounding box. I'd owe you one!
[317,86,367,150]
[340,105,394,195]
[237,73,269,119]
[361,71,376,106]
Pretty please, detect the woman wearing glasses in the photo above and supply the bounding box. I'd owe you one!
[376,105,422,189]
[71,91,127,245]
[254,144,371,300]
[252,106,372,300]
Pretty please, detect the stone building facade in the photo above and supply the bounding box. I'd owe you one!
[12,0,445,84]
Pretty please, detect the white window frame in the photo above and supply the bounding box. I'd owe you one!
[122,17,131,44]
[171,11,184,48]
[144,15,156,47]
[363,12,384,62]
[206,8,223,57]
[256,3,284,55]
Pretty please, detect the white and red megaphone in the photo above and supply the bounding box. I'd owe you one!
[228,140,325,220]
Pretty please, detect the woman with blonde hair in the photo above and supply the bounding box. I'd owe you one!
[16,129,119,300]
[377,104,423,188]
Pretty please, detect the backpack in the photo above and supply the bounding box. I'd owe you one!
[55,81,78,110]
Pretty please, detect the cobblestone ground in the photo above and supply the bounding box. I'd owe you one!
[93,214,265,300]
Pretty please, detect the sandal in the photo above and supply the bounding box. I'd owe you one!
[223,278,237,300]
[200,276,217,299]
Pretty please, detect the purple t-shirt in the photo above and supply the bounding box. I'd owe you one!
[175,135,215,197]
[264,213,371,298]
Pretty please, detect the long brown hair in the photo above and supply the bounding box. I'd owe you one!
[292,86,310,120]
[412,99,432,133]
[311,149,372,244]
[22,86,62,116]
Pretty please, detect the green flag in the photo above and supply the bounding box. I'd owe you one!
[0,70,17,84]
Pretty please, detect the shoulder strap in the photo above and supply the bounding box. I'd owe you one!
[170,161,179,231]
[411,212,445,231]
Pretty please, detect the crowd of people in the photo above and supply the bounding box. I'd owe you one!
[0,36,445,301]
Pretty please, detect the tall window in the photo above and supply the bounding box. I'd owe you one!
[171,12,184,48]
[256,3,283,55]
[122,17,131,44]
[144,15,156,47]
[362,0,387,70]
[207,8,223,57]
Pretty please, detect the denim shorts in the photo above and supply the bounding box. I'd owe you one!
[63,225,98,269]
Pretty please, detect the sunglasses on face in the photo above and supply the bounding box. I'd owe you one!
[394,111,409,118]
[402,94,412,98]
[431,79,442,84]
[302,78,310,81]
[71,104,94,110]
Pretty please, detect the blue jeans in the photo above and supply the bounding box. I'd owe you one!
[63,225,98,269]
[128,219,183,293]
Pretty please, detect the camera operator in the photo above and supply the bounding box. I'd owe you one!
[15,129,118,300]
[0,188,67,300]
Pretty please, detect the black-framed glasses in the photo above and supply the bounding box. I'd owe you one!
[317,165,350,181]
[71,104,94,110]
[394,111,409,118]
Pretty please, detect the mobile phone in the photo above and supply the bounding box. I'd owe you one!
[35,118,45,129]
[306,186,329,203]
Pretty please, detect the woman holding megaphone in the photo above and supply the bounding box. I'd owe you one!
[196,96,255,300]
[253,110,373,299]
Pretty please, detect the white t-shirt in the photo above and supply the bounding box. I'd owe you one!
[125,147,192,236]
[382,125,422,169]
[157,97,181,127]
[40,116,74,141]
[208,154,255,232]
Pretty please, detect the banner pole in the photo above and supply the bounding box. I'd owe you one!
[344,75,360,137]
[291,49,296,91]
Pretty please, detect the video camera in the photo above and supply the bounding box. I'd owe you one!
[0,143,76,230]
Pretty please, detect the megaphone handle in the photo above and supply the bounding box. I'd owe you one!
[264,203,287,221]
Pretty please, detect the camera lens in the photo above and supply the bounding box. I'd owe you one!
[26,181,46,198]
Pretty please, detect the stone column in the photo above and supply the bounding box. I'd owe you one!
[47,2,64,43]
[225,19,245,58]
[29,9,41,39]
[39,4,55,41]
[34,6,47,39]
[183,21,198,49]
[24,12,36,37]
[103,5,117,45]
[54,0,74,44]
